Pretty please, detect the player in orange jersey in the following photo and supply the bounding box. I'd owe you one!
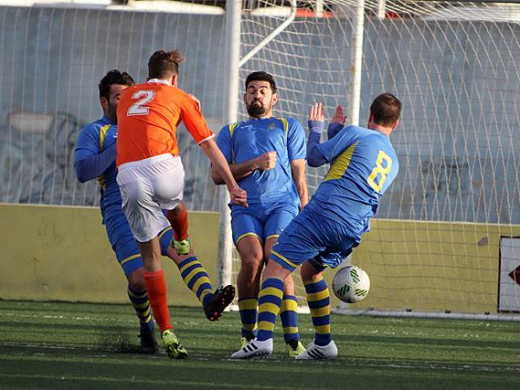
[116,49,247,359]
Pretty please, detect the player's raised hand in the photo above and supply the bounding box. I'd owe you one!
[255,151,277,170]
[331,105,346,125]
[229,185,248,207]
[309,102,325,122]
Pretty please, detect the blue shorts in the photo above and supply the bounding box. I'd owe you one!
[230,202,299,245]
[104,213,173,276]
[270,204,360,272]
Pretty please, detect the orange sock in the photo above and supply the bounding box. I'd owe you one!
[143,270,172,333]
[166,203,189,241]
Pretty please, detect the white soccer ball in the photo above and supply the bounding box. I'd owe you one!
[332,265,370,303]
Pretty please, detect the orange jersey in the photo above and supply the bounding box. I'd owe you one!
[116,80,214,166]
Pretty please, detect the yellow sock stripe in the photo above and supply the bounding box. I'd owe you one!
[127,289,147,299]
[238,299,258,310]
[281,299,298,312]
[236,232,262,245]
[314,324,331,335]
[303,276,324,286]
[137,306,152,319]
[132,301,151,310]
[258,287,284,300]
[258,320,276,332]
[182,267,208,286]
[158,226,173,241]
[120,254,141,267]
[192,276,212,296]
[283,326,299,334]
[306,289,330,302]
[258,302,281,315]
[310,307,330,318]
[271,249,298,269]
[179,259,198,274]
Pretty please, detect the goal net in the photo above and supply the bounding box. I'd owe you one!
[1,0,520,318]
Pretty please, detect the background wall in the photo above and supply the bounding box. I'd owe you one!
[2,204,516,313]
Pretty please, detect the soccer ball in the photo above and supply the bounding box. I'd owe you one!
[332,265,370,303]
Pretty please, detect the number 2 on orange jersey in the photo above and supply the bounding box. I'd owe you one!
[127,90,155,116]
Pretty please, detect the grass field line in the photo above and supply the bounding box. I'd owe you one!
[0,373,296,389]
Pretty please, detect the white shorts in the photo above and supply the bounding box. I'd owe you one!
[117,154,185,242]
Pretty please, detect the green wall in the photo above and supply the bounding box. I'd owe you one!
[0,204,218,306]
[1,204,517,314]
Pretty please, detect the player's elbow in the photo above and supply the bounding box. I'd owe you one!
[211,169,225,185]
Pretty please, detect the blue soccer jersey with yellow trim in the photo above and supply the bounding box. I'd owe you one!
[74,116,121,222]
[312,125,399,233]
[216,117,306,206]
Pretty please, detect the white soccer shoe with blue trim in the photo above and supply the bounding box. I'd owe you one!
[295,340,338,360]
[231,338,273,359]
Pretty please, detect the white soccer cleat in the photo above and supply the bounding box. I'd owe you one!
[231,338,273,359]
[295,340,338,360]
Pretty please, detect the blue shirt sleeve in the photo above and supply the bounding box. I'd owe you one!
[327,122,344,140]
[73,124,116,183]
[286,118,306,161]
[306,131,327,167]
[316,125,359,162]
[215,124,232,163]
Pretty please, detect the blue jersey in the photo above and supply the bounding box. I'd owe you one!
[74,116,121,222]
[312,125,399,234]
[216,117,306,206]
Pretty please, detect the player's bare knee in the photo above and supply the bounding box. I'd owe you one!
[127,268,146,291]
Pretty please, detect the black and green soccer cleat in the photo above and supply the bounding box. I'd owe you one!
[161,330,188,359]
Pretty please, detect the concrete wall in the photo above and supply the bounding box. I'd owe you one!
[0,204,219,306]
[2,203,517,314]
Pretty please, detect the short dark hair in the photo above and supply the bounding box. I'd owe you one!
[370,93,402,126]
[148,50,185,79]
[98,70,135,100]
[245,71,277,93]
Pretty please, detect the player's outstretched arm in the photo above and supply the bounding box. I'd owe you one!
[307,102,328,167]
[201,138,248,206]
[211,151,276,185]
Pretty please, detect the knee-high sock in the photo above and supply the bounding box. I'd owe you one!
[166,205,188,241]
[143,270,172,333]
[304,277,331,346]
[280,295,300,343]
[127,285,154,333]
[238,297,258,339]
[256,278,284,341]
[176,256,214,306]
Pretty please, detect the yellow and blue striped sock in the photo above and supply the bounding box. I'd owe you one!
[304,277,331,346]
[238,297,258,339]
[257,278,284,341]
[280,295,300,343]
[177,257,214,307]
[127,285,154,333]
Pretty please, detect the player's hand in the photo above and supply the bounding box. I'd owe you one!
[308,103,325,134]
[331,105,346,125]
[228,186,248,207]
[255,151,277,170]
[328,105,346,140]
[309,102,325,122]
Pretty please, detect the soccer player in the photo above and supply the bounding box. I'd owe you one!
[74,69,235,357]
[115,50,247,359]
[212,71,308,358]
[232,93,401,359]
